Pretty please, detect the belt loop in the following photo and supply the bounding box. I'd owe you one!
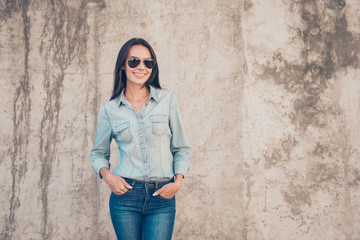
[155,181,159,190]
[131,179,136,188]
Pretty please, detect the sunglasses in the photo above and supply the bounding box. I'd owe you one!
[126,57,156,69]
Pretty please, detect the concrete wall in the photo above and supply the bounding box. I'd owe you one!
[1,0,359,239]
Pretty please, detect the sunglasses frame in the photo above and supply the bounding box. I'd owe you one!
[126,57,156,69]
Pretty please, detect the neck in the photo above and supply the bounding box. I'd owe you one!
[125,83,150,100]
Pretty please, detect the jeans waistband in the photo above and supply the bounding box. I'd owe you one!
[123,177,174,189]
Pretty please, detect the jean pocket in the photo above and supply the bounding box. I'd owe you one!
[113,121,133,143]
[157,194,175,200]
[112,189,130,196]
[150,114,168,136]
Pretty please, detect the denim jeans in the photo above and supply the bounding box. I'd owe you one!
[109,177,176,240]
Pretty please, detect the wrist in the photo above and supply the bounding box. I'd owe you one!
[174,174,183,187]
[100,167,110,179]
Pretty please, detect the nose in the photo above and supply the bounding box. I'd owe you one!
[137,60,146,70]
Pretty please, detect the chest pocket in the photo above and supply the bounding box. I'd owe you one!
[113,121,133,143]
[150,114,169,136]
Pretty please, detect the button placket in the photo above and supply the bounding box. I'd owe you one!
[137,117,149,178]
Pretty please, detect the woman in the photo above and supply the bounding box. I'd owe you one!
[90,38,192,240]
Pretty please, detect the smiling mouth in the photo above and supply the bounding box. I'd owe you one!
[134,73,146,78]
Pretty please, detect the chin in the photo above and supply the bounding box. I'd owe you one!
[131,81,148,86]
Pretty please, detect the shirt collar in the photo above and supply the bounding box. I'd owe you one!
[117,85,159,106]
[149,85,160,102]
[117,89,126,106]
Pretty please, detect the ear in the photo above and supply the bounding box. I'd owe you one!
[122,65,125,70]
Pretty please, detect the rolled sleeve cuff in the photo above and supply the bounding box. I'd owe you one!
[92,158,111,179]
[174,161,190,178]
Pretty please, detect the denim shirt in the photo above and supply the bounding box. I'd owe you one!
[90,86,192,181]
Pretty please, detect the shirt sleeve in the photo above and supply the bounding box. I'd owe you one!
[90,104,113,179]
[169,93,192,177]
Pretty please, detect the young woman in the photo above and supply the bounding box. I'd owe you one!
[90,38,192,240]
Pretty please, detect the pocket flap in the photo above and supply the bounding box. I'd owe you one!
[114,121,130,132]
[150,114,167,123]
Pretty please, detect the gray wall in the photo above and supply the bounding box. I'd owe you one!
[1,0,360,239]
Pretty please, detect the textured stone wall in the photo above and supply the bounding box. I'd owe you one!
[1,0,359,239]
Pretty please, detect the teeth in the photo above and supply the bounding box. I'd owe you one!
[134,73,145,77]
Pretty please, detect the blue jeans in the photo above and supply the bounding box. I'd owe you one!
[109,178,176,240]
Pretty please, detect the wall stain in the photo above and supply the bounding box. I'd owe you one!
[38,0,90,238]
[2,0,31,239]
[259,0,360,222]
[217,2,247,238]
[243,0,253,12]
[349,170,360,187]
[306,162,339,188]
[281,182,312,215]
[216,0,243,57]
[78,1,105,238]
[312,142,331,158]
[0,0,21,21]
[338,122,357,236]
[261,0,359,131]
[334,12,359,69]
[264,136,298,169]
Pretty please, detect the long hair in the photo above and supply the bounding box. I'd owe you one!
[110,38,161,101]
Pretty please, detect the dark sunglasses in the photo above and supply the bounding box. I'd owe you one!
[126,57,156,69]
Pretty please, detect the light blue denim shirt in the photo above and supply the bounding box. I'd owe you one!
[90,86,192,181]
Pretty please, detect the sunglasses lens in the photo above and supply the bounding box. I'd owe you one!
[127,58,140,68]
[144,59,155,69]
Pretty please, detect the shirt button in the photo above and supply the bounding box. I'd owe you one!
[142,149,145,152]
[140,134,143,137]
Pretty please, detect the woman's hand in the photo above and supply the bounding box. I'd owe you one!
[153,174,183,199]
[100,168,132,195]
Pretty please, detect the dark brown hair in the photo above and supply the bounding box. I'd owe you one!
[110,38,161,101]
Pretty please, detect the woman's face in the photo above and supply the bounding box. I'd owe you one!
[124,45,153,87]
